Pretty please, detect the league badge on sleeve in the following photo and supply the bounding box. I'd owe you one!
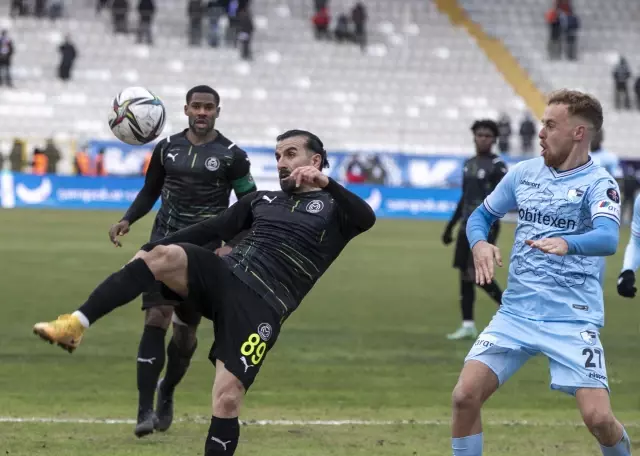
[606,188,620,204]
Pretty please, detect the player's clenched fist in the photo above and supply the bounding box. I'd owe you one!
[525,237,568,256]
[472,240,503,285]
[617,270,637,298]
[108,220,130,247]
[288,166,329,189]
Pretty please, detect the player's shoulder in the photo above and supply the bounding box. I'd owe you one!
[216,131,248,157]
[589,161,618,183]
[154,130,187,150]
[506,156,543,179]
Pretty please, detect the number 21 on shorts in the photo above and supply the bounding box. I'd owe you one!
[241,333,267,365]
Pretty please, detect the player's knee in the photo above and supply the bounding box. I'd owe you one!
[213,386,243,416]
[583,407,616,436]
[171,324,197,355]
[144,245,184,278]
[145,306,173,329]
[452,383,482,411]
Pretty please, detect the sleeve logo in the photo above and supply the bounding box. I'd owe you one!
[606,188,620,204]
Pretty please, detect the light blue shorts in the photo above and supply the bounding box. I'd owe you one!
[465,310,609,395]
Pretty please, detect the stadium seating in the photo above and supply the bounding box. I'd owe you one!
[0,0,529,157]
[461,0,640,157]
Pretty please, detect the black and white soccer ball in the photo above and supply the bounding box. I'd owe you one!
[108,87,166,145]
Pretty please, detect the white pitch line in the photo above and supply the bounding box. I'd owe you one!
[1,416,639,427]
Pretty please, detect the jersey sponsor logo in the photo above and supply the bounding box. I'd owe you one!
[306,200,324,213]
[580,330,597,345]
[477,169,486,179]
[257,322,272,342]
[520,179,541,189]
[606,187,620,204]
[567,188,584,203]
[205,157,220,171]
[518,207,577,230]
[596,200,621,218]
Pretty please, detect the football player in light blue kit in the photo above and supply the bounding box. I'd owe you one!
[590,128,622,179]
[617,194,640,298]
[451,90,631,456]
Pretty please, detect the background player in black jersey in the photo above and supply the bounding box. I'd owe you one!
[34,129,375,456]
[442,119,507,340]
[107,85,257,437]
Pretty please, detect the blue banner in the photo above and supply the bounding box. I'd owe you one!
[1,172,461,220]
[87,139,525,188]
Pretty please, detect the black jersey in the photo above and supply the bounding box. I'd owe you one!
[450,154,508,228]
[144,179,376,318]
[122,129,256,236]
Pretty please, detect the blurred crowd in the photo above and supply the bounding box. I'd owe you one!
[311,0,368,53]
[545,0,579,61]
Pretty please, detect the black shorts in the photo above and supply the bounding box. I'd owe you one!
[453,221,500,271]
[141,229,221,315]
[173,243,282,391]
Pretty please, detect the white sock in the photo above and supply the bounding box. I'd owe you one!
[463,320,476,329]
[72,311,90,328]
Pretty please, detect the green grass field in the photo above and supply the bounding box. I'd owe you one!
[1,209,639,455]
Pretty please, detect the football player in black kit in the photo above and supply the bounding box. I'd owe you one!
[107,85,257,437]
[442,120,507,340]
[33,129,375,456]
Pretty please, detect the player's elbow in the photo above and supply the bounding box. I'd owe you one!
[601,233,619,256]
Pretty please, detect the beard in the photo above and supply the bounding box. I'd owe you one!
[543,149,570,168]
[189,118,213,136]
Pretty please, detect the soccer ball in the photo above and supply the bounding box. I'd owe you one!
[108,87,166,145]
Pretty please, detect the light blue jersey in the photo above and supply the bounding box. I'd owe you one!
[590,149,621,178]
[621,194,640,273]
[482,157,621,327]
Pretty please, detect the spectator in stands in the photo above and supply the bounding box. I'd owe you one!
[49,0,64,20]
[634,76,640,111]
[58,35,77,82]
[112,0,129,34]
[519,113,536,154]
[97,0,109,14]
[225,0,240,47]
[334,14,352,43]
[10,139,23,172]
[497,113,512,155]
[35,0,47,18]
[96,149,107,176]
[74,148,92,176]
[31,148,48,175]
[10,0,27,17]
[613,56,632,110]
[563,9,579,60]
[188,0,205,46]
[44,138,61,174]
[207,0,225,47]
[137,0,155,45]
[365,155,387,185]
[621,162,639,224]
[314,0,328,14]
[351,2,367,52]
[237,7,254,60]
[312,6,330,40]
[545,7,561,60]
[0,30,14,88]
[345,154,367,184]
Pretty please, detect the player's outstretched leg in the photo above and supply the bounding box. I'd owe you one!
[156,318,199,432]
[448,272,477,340]
[135,306,172,438]
[32,245,189,353]
[204,360,245,455]
[451,360,499,456]
[576,388,632,456]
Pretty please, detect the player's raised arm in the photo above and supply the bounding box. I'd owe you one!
[618,194,640,298]
[141,192,256,251]
[108,141,166,247]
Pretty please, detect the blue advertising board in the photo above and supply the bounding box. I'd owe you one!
[0,172,461,220]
